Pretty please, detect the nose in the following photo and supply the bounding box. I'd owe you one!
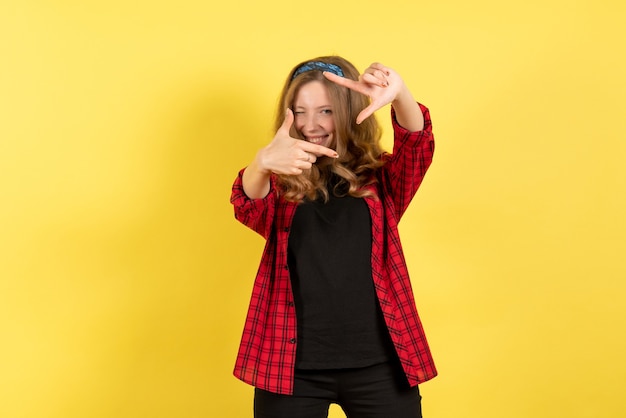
[302,113,319,132]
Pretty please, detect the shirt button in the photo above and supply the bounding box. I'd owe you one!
[289,338,296,344]
[284,265,289,270]
[288,301,294,307]
[283,227,290,232]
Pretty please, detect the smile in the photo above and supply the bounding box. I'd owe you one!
[305,134,330,145]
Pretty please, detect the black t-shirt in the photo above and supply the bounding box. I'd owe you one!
[288,190,395,369]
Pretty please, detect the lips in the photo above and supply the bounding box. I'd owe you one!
[305,134,330,145]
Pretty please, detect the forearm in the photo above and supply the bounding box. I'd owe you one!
[242,153,271,199]
[392,85,424,132]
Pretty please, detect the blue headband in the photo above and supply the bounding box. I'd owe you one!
[292,61,345,79]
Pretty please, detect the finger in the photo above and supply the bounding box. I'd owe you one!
[297,150,314,162]
[278,108,294,133]
[300,141,339,158]
[369,62,391,75]
[322,71,368,95]
[362,72,388,87]
[286,167,304,175]
[356,103,378,125]
[299,152,317,163]
[293,158,313,171]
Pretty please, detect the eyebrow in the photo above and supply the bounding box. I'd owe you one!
[294,105,332,110]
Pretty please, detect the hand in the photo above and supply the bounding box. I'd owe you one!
[257,109,338,175]
[323,63,406,124]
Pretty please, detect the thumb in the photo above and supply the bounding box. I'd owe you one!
[356,104,376,125]
[279,108,294,133]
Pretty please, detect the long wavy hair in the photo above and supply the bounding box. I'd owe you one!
[274,56,385,202]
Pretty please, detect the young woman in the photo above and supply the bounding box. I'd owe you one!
[231,56,437,418]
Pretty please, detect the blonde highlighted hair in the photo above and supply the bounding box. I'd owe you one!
[275,56,385,202]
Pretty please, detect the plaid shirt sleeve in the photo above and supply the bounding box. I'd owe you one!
[382,103,435,221]
[369,103,438,386]
[230,168,277,239]
[230,169,299,394]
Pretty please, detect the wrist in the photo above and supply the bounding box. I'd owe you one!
[391,86,424,132]
[392,85,415,108]
[253,148,272,175]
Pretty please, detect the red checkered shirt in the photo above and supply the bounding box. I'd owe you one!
[230,103,437,395]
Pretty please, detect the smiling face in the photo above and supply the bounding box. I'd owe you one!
[293,80,336,149]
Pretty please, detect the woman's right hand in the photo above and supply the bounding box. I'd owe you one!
[257,109,338,176]
[242,109,338,199]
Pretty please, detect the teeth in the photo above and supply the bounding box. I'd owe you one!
[307,136,325,144]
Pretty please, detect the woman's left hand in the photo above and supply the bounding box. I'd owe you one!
[323,62,405,124]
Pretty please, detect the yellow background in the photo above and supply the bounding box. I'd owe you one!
[1,1,624,417]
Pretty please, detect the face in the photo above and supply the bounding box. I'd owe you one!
[293,80,335,149]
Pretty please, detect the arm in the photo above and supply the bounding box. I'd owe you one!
[391,83,424,132]
[323,62,423,131]
[241,108,338,199]
[231,168,276,239]
[324,63,434,217]
[241,156,272,200]
[384,103,434,219]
